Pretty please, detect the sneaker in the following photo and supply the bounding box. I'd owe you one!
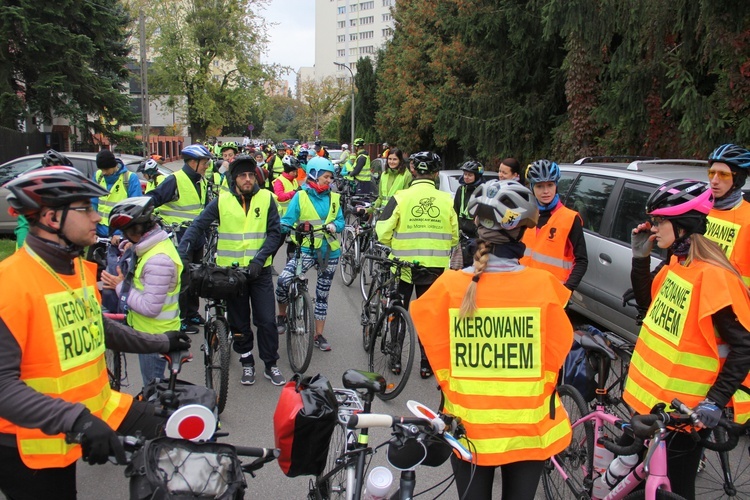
[180,322,199,335]
[241,366,256,385]
[276,315,287,335]
[188,313,205,325]
[314,335,332,351]
[264,366,286,386]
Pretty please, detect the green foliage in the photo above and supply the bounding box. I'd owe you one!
[0,238,14,262]
[354,57,378,139]
[0,0,134,134]
[109,130,143,155]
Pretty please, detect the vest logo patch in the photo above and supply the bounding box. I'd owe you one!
[643,271,692,344]
[411,197,441,218]
[46,287,105,371]
[548,227,557,240]
[254,207,261,218]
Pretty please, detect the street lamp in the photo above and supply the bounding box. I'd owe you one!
[334,62,355,148]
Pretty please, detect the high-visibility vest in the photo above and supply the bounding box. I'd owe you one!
[706,200,750,286]
[144,175,162,194]
[411,268,574,466]
[521,204,580,283]
[347,151,371,181]
[272,155,284,176]
[216,189,273,267]
[377,169,411,207]
[127,238,182,333]
[623,259,750,423]
[388,180,455,268]
[274,175,299,217]
[291,191,340,252]
[159,170,207,225]
[0,249,132,468]
[96,172,129,227]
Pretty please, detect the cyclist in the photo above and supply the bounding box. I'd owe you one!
[267,145,284,182]
[375,151,458,378]
[705,143,750,286]
[313,140,330,159]
[147,144,212,335]
[338,143,350,165]
[14,149,74,249]
[374,147,412,211]
[178,156,285,386]
[0,167,189,500]
[101,197,183,386]
[276,156,344,351]
[453,160,485,267]
[628,179,750,499]
[219,141,238,171]
[411,180,573,500]
[497,157,523,184]
[138,158,163,193]
[521,159,588,293]
[346,138,373,195]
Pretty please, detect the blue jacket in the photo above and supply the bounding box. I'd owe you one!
[280,185,344,258]
[92,163,142,237]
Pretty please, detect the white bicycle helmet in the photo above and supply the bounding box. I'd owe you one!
[467,180,539,231]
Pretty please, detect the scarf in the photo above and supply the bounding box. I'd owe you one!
[713,188,743,211]
[536,193,560,211]
[307,181,330,194]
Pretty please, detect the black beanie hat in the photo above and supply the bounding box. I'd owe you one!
[96,149,118,170]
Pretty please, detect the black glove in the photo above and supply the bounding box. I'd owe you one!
[164,330,191,352]
[71,410,126,465]
[693,399,722,429]
[246,260,263,279]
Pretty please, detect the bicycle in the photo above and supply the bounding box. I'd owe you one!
[360,249,417,400]
[311,369,472,500]
[103,312,128,391]
[339,195,378,288]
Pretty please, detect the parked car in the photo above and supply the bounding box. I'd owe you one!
[0,152,175,235]
[556,157,750,342]
[436,169,500,197]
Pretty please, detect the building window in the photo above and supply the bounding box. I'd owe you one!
[338,6,345,14]
[360,1,374,9]
[350,19,356,26]
[361,45,374,54]
[360,16,374,24]
[382,13,393,21]
[382,28,393,38]
[349,3,357,12]
[382,0,393,6]
[350,33,358,41]
[337,20,345,28]
[349,47,358,56]
[337,49,346,57]
[361,31,374,39]
[338,35,345,42]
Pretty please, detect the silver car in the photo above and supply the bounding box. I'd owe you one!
[557,158,750,342]
[436,169,499,197]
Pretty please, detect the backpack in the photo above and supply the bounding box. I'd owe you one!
[563,325,610,402]
[273,373,338,477]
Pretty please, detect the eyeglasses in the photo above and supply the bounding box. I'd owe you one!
[69,205,96,214]
[649,216,668,227]
[707,169,735,181]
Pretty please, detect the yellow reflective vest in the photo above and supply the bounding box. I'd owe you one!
[216,189,274,267]
[96,173,129,227]
[291,191,340,252]
[160,170,207,226]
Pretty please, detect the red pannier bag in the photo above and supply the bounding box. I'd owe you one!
[273,373,338,477]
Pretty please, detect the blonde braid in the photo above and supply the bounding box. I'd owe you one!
[459,240,492,318]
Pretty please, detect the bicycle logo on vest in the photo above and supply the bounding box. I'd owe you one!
[411,197,441,218]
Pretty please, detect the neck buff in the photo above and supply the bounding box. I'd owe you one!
[536,193,560,211]
[713,188,743,210]
[307,181,330,194]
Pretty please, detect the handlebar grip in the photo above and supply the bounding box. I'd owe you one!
[347,413,394,429]
[599,435,644,456]
[103,313,126,321]
[700,421,741,452]
[234,446,280,459]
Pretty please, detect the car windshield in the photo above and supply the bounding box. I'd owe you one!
[0,158,42,184]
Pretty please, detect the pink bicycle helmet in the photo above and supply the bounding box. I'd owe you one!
[646,179,713,237]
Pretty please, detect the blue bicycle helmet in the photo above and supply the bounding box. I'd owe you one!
[307,156,335,181]
[708,144,750,190]
[525,159,560,186]
[181,144,212,160]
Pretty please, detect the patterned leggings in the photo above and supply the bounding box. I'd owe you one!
[276,253,339,321]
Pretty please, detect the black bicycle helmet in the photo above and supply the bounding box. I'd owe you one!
[5,166,108,216]
[467,180,539,232]
[459,160,484,176]
[525,160,560,186]
[708,143,750,190]
[282,154,300,173]
[108,196,156,235]
[646,179,713,236]
[41,149,73,167]
[410,151,441,175]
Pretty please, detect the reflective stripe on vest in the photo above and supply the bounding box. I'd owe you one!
[216,189,273,267]
[291,191,340,251]
[355,152,371,181]
[520,204,579,283]
[127,238,182,333]
[378,170,409,206]
[706,201,750,286]
[96,173,128,226]
[623,262,750,423]
[160,170,207,225]
[275,176,299,216]
[0,250,132,468]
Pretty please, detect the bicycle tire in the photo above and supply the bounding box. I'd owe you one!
[542,384,595,500]
[312,423,350,499]
[695,427,750,499]
[339,227,358,286]
[105,349,122,391]
[622,489,687,499]
[361,278,382,352]
[204,317,230,414]
[368,305,415,400]
[287,290,314,374]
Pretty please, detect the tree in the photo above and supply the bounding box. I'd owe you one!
[354,57,378,139]
[144,0,276,141]
[296,76,347,141]
[0,0,134,136]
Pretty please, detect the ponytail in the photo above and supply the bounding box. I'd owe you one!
[459,240,491,318]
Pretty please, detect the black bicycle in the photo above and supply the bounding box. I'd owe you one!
[339,194,377,287]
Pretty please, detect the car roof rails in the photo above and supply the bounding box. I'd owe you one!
[574,156,658,165]
[625,159,708,171]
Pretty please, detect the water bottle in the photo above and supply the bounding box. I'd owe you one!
[592,454,639,497]
[362,466,393,500]
[593,439,614,473]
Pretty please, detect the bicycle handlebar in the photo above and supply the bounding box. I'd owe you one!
[362,251,418,270]
[347,413,431,430]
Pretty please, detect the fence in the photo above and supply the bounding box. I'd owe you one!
[0,127,61,164]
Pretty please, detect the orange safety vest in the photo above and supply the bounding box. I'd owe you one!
[706,200,750,287]
[623,259,750,423]
[0,248,132,469]
[521,204,580,283]
[411,268,574,466]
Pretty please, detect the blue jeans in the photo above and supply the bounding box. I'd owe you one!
[139,352,167,386]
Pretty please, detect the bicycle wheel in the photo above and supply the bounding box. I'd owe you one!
[204,317,230,414]
[339,227,358,286]
[695,428,750,499]
[287,290,314,373]
[368,305,415,400]
[105,349,121,391]
[542,384,594,500]
[312,423,350,499]
[361,279,382,352]
[622,490,686,499]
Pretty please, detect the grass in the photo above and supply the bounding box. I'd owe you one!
[0,238,15,262]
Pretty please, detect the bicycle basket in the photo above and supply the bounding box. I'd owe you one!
[189,264,246,300]
[138,378,218,416]
[126,437,246,500]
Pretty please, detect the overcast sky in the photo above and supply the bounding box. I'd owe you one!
[258,0,315,90]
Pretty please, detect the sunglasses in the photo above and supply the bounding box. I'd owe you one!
[69,205,96,214]
[707,169,735,181]
[649,216,668,227]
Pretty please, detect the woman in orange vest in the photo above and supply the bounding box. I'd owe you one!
[628,179,750,500]
[521,159,588,292]
[411,180,574,499]
[0,167,190,500]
